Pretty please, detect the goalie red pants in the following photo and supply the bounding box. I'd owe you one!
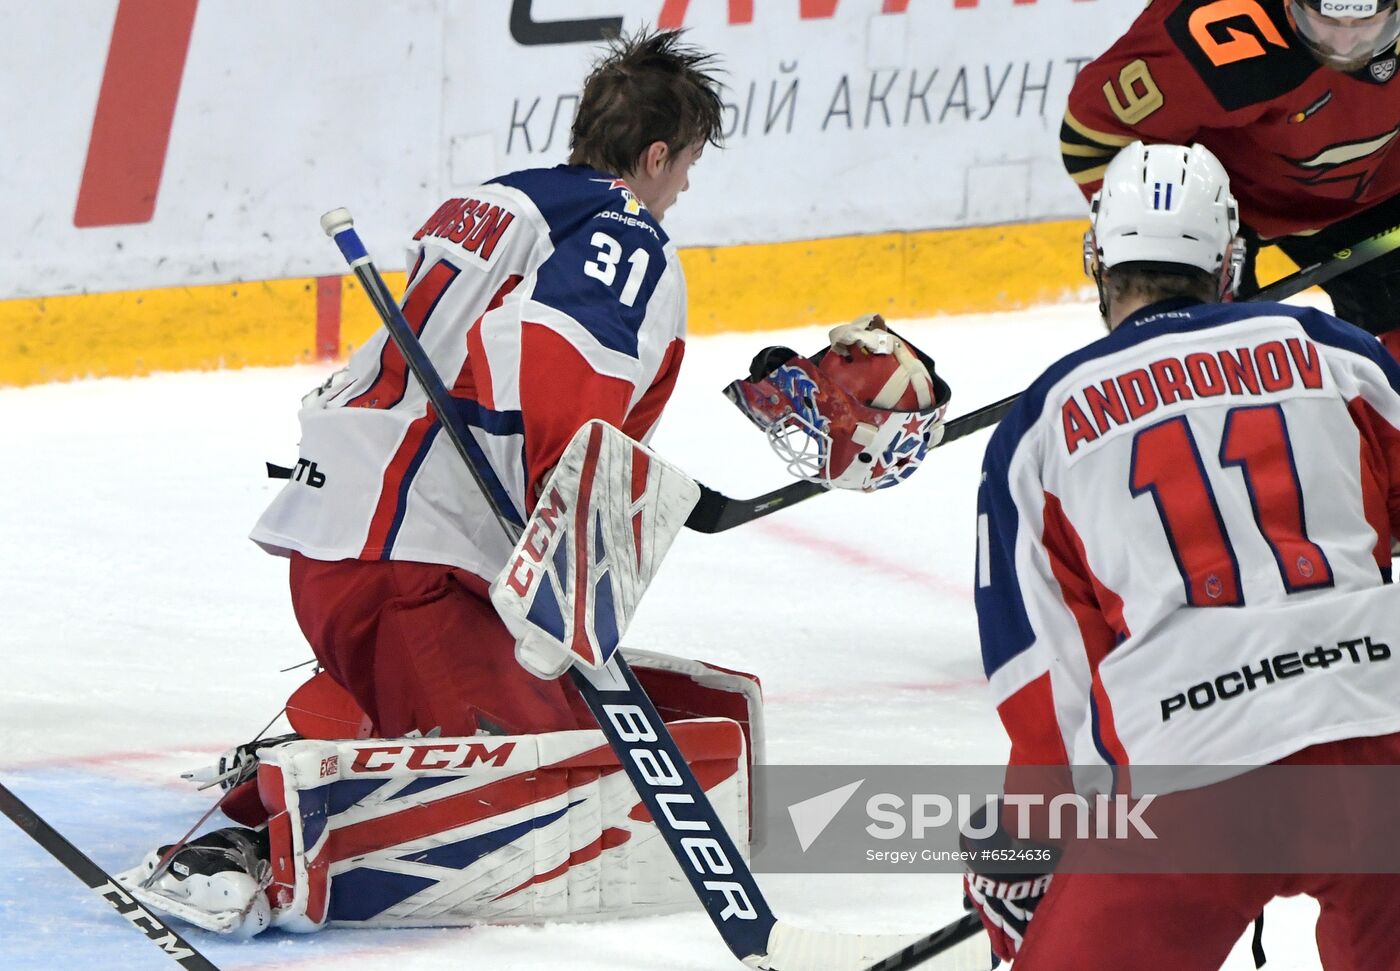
[288,552,593,738]
[1013,732,1400,970]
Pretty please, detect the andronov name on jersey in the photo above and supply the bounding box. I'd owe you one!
[1062,336,1324,456]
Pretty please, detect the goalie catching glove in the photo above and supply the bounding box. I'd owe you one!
[725,314,951,492]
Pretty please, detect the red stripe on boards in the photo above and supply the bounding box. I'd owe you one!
[315,276,341,359]
[658,0,753,28]
[75,0,198,226]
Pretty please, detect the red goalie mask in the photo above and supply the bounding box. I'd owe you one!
[725,316,951,492]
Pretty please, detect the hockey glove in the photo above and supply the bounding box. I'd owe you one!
[960,812,1058,962]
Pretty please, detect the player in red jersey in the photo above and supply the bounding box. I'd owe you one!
[1062,0,1400,354]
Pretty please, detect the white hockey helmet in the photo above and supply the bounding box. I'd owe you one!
[1084,141,1244,297]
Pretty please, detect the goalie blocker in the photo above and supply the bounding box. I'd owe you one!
[490,419,701,680]
[118,649,762,937]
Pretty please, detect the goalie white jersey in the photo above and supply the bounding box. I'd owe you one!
[976,299,1400,787]
[252,166,687,578]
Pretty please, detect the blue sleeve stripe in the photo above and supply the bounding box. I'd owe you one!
[975,430,1041,677]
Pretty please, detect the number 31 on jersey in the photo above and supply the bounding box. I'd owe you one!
[584,231,650,307]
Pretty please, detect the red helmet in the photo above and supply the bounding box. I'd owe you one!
[725,316,951,492]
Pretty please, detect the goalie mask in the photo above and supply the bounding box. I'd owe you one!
[725,315,951,492]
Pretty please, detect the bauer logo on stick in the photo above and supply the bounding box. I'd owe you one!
[725,314,951,492]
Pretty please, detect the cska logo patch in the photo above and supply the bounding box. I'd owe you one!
[592,177,645,215]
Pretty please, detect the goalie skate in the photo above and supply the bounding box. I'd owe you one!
[116,828,272,938]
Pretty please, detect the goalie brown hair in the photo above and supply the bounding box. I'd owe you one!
[568,29,725,178]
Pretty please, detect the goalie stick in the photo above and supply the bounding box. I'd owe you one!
[685,220,1400,533]
[322,209,990,971]
[0,781,221,970]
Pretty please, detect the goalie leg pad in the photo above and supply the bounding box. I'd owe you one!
[209,650,761,835]
[256,717,748,931]
[623,647,765,770]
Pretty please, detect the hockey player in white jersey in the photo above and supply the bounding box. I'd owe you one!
[964,142,1400,968]
[116,30,782,939]
[250,29,724,744]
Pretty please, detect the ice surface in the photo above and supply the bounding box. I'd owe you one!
[0,300,1325,968]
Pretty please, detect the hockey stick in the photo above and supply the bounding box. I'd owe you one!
[0,781,221,970]
[863,914,985,971]
[685,220,1400,533]
[321,210,990,971]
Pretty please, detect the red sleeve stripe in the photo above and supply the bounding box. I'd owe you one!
[1039,490,1135,770]
[1041,491,1129,672]
[405,249,426,290]
[996,672,1069,767]
[347,261,461,410]
[1090,674,1133,776]
[622,339,685,442]
[359,412,441,559]
[1347,395,1400,570]
[453,274,523,409]
[518,324,634,506]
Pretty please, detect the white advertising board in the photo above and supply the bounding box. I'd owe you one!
[2,0,1140,298]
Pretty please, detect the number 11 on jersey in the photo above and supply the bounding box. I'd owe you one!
[1130,404,1333,606]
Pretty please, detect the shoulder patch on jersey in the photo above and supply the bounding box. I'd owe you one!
[590,177,646,217]
[1164,0,1318,111]
[491,166,670,248]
